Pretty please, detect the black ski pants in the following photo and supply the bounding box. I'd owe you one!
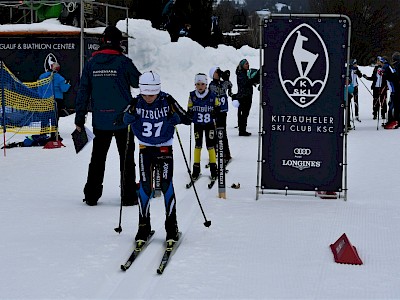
[387,92,400,123]
[215,112,231,159]
[372,87,387,118]
[237,95,252,133]
[352,86,360,117]
[137,145,177,236]
[84,127,136,202]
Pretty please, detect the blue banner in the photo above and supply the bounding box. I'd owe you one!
[261,16,349,191]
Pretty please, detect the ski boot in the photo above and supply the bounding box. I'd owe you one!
[191,163,201,180]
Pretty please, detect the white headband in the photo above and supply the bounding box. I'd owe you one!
[194,73,208,84]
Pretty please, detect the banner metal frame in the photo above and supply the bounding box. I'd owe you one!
[256,13,351,201]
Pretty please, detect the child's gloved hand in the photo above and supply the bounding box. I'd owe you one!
[123,104,139,125]
[168,112,181,126]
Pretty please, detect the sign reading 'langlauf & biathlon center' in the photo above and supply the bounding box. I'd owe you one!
[261,16,349,192]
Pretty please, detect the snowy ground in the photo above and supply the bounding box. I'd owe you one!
[1,19,400,299]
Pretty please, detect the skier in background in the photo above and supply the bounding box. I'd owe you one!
[188,73,220,181]
[208,66,233,164]
[349,59,363,122]
[363,56,387,120]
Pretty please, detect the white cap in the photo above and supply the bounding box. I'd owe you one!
[209,66,220,79]
[139,71,161,95]
[51,62,60,72]
[194,73,208,84]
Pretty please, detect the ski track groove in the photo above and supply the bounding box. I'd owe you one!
[95,176,211,298]
[96,133,233,298]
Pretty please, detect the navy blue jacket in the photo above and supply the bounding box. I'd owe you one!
[75,48,141,130]
[382,62,400,94]
[123,92,191,145]
[209,79,232,113]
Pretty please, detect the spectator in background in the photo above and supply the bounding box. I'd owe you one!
[38,62,70,140]
[179,23,191,37]
[74,25,142,206]
[382,53,400,129]
[234,59,259,136]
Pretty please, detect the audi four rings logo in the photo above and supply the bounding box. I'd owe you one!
[294,148,311,155]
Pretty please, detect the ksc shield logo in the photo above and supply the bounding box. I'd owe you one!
[43,53,58,72]
[278,23,329,108]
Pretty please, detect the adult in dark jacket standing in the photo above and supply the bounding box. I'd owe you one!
[235,59,259,136]
[382,53,400,129]
[75,25,142,206]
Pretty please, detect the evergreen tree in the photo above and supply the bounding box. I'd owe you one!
[213,0,238,33]
[309,0,400,65]
[172,0,214,46]
[129,0,164,28]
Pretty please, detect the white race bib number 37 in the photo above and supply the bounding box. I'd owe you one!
[142,121,163,137]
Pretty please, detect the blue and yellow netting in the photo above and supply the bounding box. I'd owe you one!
[1,61,57,135]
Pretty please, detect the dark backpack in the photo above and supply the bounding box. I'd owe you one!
[23,134,50,147]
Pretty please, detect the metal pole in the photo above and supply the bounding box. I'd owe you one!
[30,0,33,24]
[126,8,128,37]
[255,14,265,200]
[105,5,108,26]
[344,16,352,202]
[1,61,6,157]
[80,0,84,76]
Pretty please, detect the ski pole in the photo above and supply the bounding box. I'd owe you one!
[350,98,355,129]
[377,101,381,130]
[380,86,388,122]
[189,123,192,167]
[115,125,132,234]
[375,87,388,130]
[359,77,373,97]
[175,126,211,227]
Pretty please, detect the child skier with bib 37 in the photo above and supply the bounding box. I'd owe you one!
[123,71,191,243]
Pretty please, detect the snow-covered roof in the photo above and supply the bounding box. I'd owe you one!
[0,18,107,35]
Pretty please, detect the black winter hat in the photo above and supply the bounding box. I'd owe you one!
[103,25,123,43]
